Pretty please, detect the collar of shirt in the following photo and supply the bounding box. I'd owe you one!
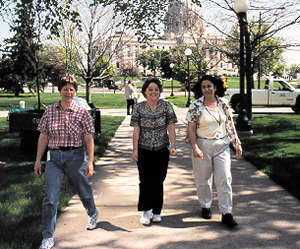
[54,101,80,113]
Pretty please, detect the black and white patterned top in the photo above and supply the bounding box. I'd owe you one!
[130,99,177,151]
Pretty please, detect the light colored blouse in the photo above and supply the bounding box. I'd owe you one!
[186,96,239,145]
[197,105,227,139]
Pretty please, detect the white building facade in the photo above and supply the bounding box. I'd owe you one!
[106,0,238,77]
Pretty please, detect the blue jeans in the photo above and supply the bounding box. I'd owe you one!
[42,147,96,239]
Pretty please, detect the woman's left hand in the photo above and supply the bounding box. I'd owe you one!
[170,147,177,156]
[235,144,243,159]
[85,161,94,177]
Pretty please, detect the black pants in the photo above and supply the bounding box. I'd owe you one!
[137,147,169,214]
[126,99,134,114]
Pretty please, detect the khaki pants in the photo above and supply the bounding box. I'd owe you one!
[191,136,232,214]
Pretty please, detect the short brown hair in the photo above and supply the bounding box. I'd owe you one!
[141,77,163,97]
[58,75,78,92]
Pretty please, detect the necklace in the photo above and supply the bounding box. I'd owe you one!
[205,105,221,126]
[204,97,217,108]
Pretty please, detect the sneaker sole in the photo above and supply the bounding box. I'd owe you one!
[86,211,99,230]
[140,218,151,225]
[152,219,161,223]
[39,240,54,249]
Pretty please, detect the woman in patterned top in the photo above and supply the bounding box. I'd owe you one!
[130,77,177,225]
[34,75,98,249]
[186,75,242,229]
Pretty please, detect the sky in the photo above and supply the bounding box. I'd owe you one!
[1,21,300,66]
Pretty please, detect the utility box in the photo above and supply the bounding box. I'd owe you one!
[8,108,44,133]
[8,108,45,154]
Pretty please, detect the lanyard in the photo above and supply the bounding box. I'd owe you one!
[204,106,221,126]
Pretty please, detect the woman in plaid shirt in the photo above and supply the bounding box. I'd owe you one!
[34,75,98,249]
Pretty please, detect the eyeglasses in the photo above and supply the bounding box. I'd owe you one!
[201,85,213,89]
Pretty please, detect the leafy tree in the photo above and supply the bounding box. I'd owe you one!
[224,21,284,81]
[136,49,163,77]
[93,57,114,79]
[1,0,202,43]
[0,56,20,93]
[289,64,300,78]
[170,46,198,87]
[272,63,285,78]
[52,0,134,104]
[4,0,38,96]
[95,0,202,41]
[0,0,80,37]
[198,0,300,93]
[156,46,198,87]
[41,52,68,85]
[160,50,173,79]
[118,62,140,79]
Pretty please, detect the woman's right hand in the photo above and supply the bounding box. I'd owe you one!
[131,149,138,162]
[34,160,43,176]
[193,146,203,159]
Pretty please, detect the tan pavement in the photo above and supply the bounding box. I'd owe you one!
[52,106,300,249]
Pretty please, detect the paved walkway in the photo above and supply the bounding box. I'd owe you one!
[52,106,300,249]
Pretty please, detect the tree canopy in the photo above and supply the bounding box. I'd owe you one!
[224,21,284,77]
[0,0,202,41]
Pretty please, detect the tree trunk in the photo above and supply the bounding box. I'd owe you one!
[85,78,92,104]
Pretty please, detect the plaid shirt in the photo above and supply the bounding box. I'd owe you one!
[37,101,95,148]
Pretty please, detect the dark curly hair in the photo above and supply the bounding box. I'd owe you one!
[141,77,163,97]
[192,75,225,99]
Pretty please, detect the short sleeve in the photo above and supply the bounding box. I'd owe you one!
[37,109,49,134]
[165,101,177,125]
[81,110,95,134]
[186,101,199,123]
[130,104,140,127]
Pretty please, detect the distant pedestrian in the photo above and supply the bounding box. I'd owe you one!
[34,75,98,249]
[132,82,138,104]
[186,75,242,229]
[125,80,135,115]
[264,79,270,89]
[130,77,177,225]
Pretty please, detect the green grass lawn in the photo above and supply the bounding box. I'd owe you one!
[242,115,300,200]
[166,95,195,108]
[0,115,124,249]
[0,92,127,110]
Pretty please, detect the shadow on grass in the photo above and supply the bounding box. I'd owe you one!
[241,115,300,200]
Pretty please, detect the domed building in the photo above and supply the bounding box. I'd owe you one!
[107,0,238,77]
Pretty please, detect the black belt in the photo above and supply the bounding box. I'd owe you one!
[50,146,82,151]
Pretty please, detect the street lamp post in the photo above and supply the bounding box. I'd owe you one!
[234,0,252,132]
[185,48,192,107]
[170,63,175,96]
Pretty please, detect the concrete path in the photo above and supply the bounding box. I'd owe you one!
[0,106,295,119]
[52,106,300,249]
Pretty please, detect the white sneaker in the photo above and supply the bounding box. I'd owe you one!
[86,210,99,230]
[140,209,152,225]
[152,214,161,223]
[39,238,54,249]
